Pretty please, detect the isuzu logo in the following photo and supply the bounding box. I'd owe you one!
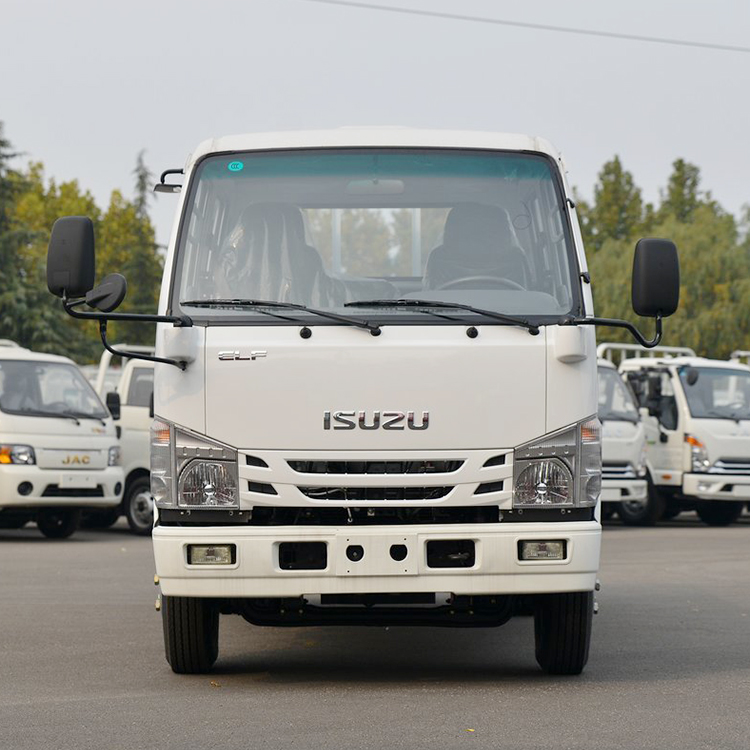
[323,411,429,431]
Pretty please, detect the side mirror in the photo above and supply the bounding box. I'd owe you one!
[685,368,699,386]
[631,238,680,318]
[106,391,121,421]
[47,217,96,298]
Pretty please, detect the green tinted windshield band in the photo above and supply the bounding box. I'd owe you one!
[199,149,554,182]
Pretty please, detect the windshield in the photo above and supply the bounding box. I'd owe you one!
[679,367,750,421]
[0,360,109,419]
[174,148,580,324]
[598,366,639,423]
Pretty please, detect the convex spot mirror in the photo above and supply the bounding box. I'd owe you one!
[86,273,127,313]
[47,216,96,298]
[631,238,680,318]
[684,368,700,387]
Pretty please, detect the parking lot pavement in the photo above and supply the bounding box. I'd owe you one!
[1,514,749,750]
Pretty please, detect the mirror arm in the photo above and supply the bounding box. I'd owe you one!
[62,295,192,327]
[98,320,187,371]
[563,314,663,348]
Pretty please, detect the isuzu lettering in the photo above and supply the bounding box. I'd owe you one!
[46,129,680,674]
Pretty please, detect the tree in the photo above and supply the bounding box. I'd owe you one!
[659,159,701,222]
[578,156,644,253]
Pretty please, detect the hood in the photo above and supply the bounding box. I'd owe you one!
[202,325,551,451]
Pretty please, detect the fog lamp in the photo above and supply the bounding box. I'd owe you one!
[519,540,566,561]
[188,544,235,565]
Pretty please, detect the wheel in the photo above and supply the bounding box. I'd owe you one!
[81,507,120,529]
[534,591,593,675]
[696,502,743,527]
[0,518,28,529]
[617,477,665,526]
[601,504,615,521]
[36,508,81,539]
[124,477,154,535]
[162,595,219,674]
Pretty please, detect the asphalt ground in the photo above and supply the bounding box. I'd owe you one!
[1,513,749,750]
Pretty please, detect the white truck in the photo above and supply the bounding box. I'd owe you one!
[85,348,154,534]
[597,358,648,523]
[602,344,750,526]
[46,129,680,674]
[0,340,123,538]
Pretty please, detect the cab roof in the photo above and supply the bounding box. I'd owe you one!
[0,342,76,366]
[186,128,565,173]
[619,356,750,373]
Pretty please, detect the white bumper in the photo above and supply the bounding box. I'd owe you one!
[682,473,750,502]
[0,465,124,509]
[153,521,601,598]
[601,478,647,504]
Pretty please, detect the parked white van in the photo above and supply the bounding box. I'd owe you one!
[603,344,750,526]
[597,358,648,523]
[0,341,124,537]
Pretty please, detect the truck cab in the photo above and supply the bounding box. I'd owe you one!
[46,128,680,674]
[612,346,750,526]
[596,357,648,523]
[0,341,124,537]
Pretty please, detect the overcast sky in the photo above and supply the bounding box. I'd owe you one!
[3,0,749,245]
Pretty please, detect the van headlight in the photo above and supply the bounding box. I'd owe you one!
[513,417,601,508]
[686,434,709,473]
[0,444,36,465]
[108,446,121,466]
[150,419,239,509]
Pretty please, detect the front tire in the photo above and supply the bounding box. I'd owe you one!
[81,507,120,529]
[696,502,743,527]
[618,477,665,526]
[162,595,219,674]
[36,508,81,539]
[534,591,593,675]
[124,477,154,535]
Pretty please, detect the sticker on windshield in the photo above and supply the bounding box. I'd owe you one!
[227,161,244,173]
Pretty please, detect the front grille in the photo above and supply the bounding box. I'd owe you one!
[709,459,750,475]
[297,486,453,501]
[602,463,637,479]
[287,460,463,475]
[42,485,105,498]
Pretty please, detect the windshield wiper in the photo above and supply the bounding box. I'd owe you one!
[344,299,540,335]
[181,299,381,335]
[13,408,80,425]
[63,410,107,425]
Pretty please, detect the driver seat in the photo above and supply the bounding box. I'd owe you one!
[423,204,529,290]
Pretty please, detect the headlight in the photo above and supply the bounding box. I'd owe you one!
[150,418,239,509]
[686,434,709,473]
[108,446,121,467]
[636,443,648,478]
[513,417,601,508]
[0,444,36,465]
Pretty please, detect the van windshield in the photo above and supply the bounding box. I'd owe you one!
[175,149,580,324]
[679,367,750,421]
[598,366,639,423]
[0,360,109,419]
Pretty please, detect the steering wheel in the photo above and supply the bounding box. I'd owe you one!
[436,275,526,291]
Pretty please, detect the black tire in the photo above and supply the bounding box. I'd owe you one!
[124,476,154,536]
[162,595,219,674]
[696,502,743,527]
[618,477,665,526]
[534,591,593,675]
[81,507,120,529]
[601,504,615,521]
[36,508,81,539]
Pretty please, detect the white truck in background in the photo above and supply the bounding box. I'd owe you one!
[603,343,750,526]
[47,128,680,675]
[596,358,648,524]
[0,340,123,538]
[87,347,154,534]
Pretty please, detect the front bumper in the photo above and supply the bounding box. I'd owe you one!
[0,465,124,509]
[682,473,750,502]
[153,521,601,598]
[601,478,647,504]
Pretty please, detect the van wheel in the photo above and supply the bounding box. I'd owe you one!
[37,509,81,539]
[534,591,593,675]
[125,477,154,535]
[618,477,665,526]
[696,503,743,527]
[162,595,219,674]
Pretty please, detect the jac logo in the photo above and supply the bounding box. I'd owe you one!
[323,411,429,431]
[62,455,90,465]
